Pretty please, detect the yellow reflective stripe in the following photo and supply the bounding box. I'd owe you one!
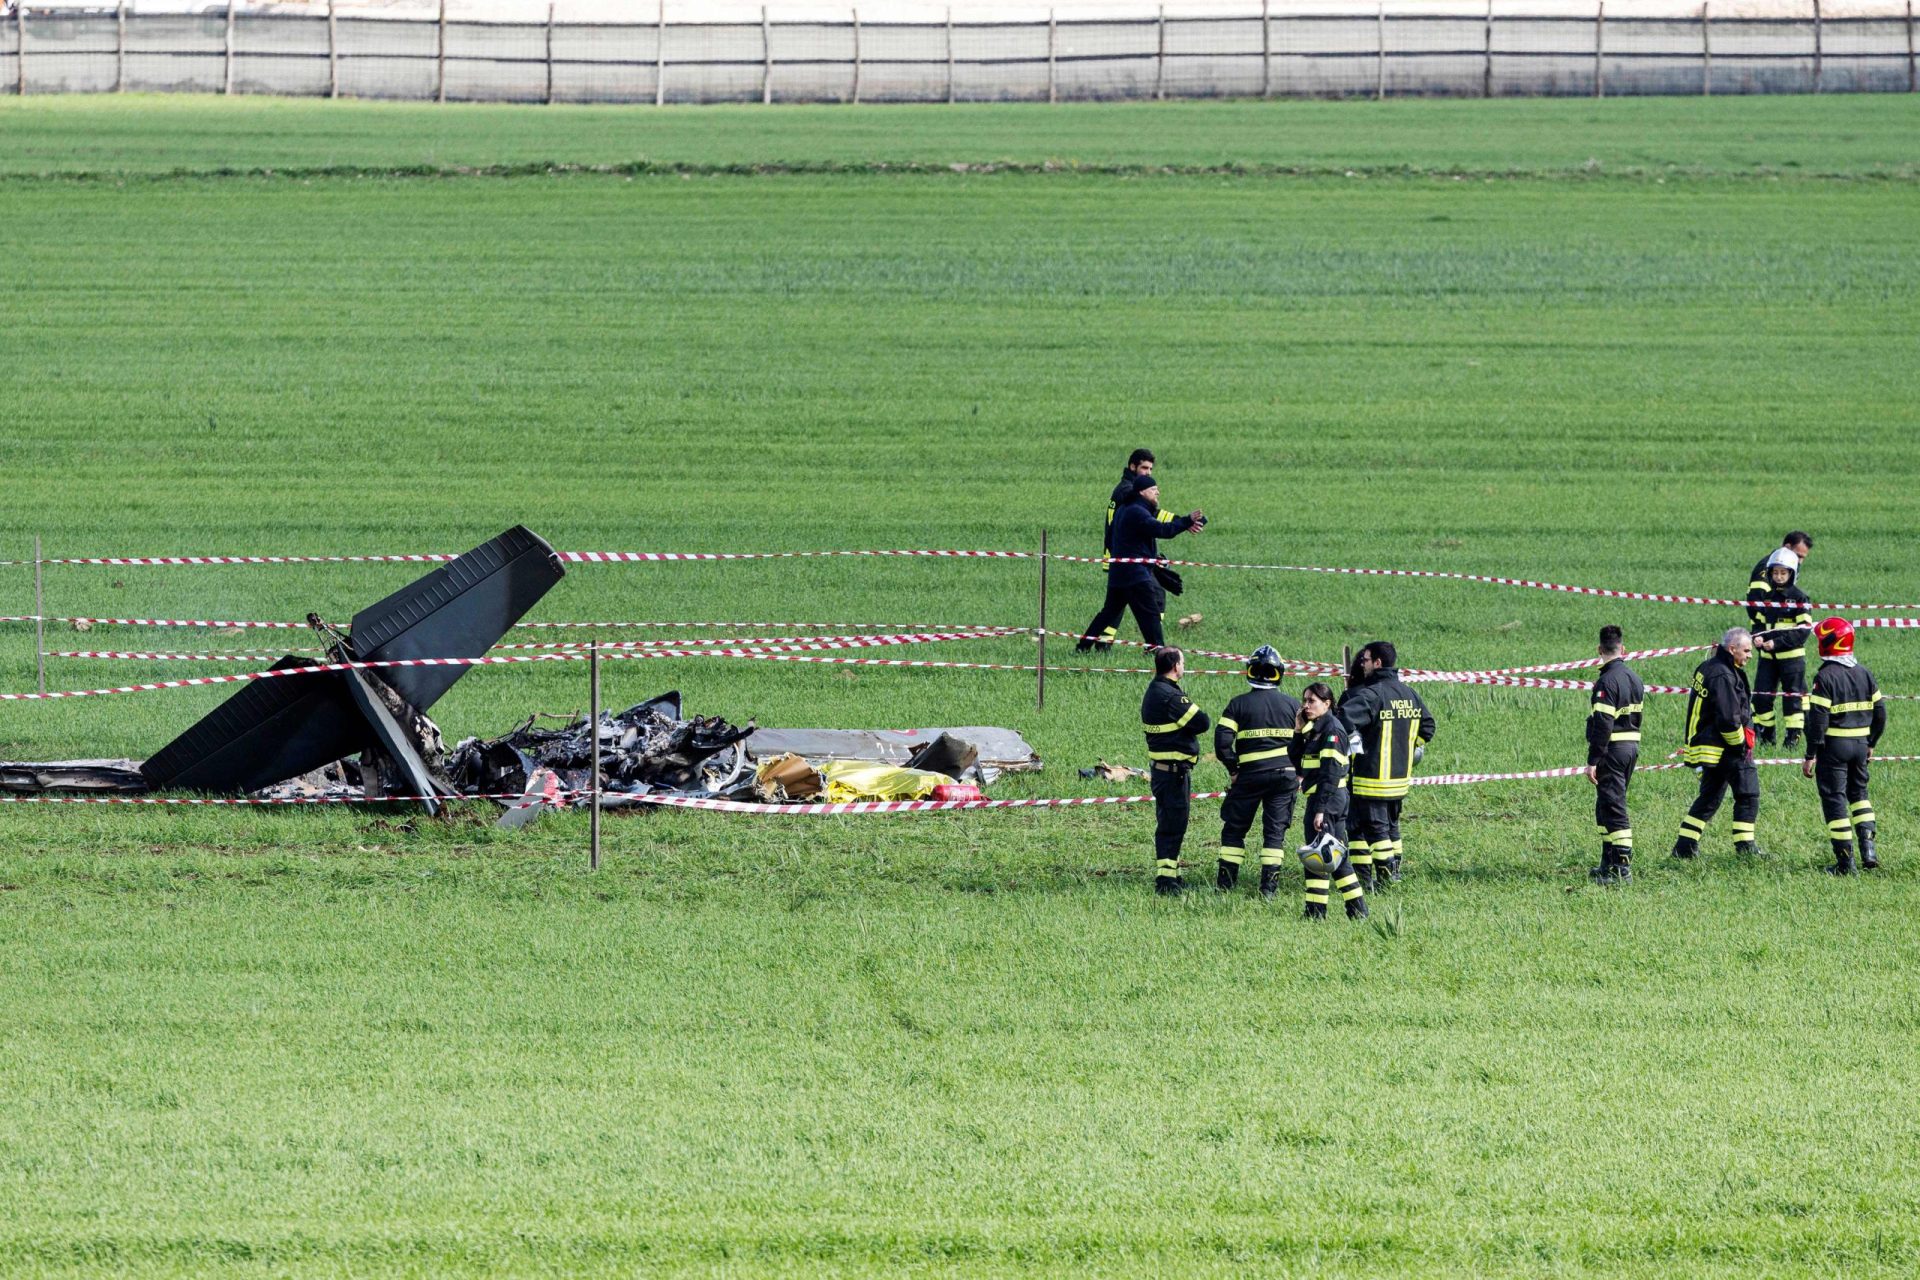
[1323,751,1349,766]
[1591,704,1618,717]
[1147,750,1198,761]
[1609,731,1641,742]
[1173,703,1198,729]
[1377,714,1395,785]
[1218,846,1244,864]
[1683,745,1724,765]
[1827,701,1876,714]
[1155,859,1180,872]
[1235,727,1292,740]
[1157,509,1174,524]
[1237,747,1289,763]
[1874,690,1887,703]
[1808,694,1833,709]
[1217,716,1239,731]
[1825,726,1871,737]
[1352,779,1409,798]
[1616,702,1644,716]
[1721,729,1746,745]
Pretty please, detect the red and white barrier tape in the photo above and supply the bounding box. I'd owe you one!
[0,790,552,808]
[50,631,1025,662]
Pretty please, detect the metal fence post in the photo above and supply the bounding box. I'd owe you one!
[544,0,553,104]
[1047,8,1056,103]
[1155,4,1166,100]
[1594,0,1604,98]
[1812,0,1822,92]
[224,0,236,95]
[1909,0,1917,93]
[851,7,860,103]
[588,642,601,871]
[655,0,665,105]
[116,0,126,93]
[1483,0,1493,97]
[1261,0,1271,98]
[17,2,26,96]
[1036,530,1047,712]
[945,6,953,103]
[34,537,45,696]
[435,0,446,102]
[1701,1,1711,95]
[761,4,771,104]
[327,0,338,98]
[1376,2,1386,100]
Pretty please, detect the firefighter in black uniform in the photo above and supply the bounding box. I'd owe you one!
[1748,548,1814,748]
[1585,624,1645,884]
[1746,531,1813,605]
[1141,646,1209,895]
[1213,645,1301,898]
[1673,627,1762,860]
[1802,617,1888,875]
[1290,681,1367,921]
[1337,641,1435,887]
[1078,473,1205,654]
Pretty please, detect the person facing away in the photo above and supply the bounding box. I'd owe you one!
[1212,644,1302,899]
[1585,624,1645,885]
[1802,616,1887,875]
[1141,645,1209,896]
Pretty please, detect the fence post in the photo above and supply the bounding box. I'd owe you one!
[544,0,553,104]
[761,4,771,104]
[1261,0,1271,98]
[34,537,45,696]
[1701,1,1710,95]
[1811,0,1822,92]
[588,642,601,871]
[435,0,446,102]
[1047,8,1056,103]
[1376,2,1385,100]
[1909,0,1916,93]
[116,0,126,93]
[851,7,860,103]
[1482,0,1493,97]
[655,0,665,105]
[224,0,235,95]
[327,0,338,98]
[13,3,22,97]
[1155,4,1166,100]
[1036,530,1047,711]
[1593,0,1604,98]
[945,6,953,103]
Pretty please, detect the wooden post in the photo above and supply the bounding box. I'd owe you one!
[116,0,126,93]
[1376,2,1386,100]
[655,0,665,105]
[1047,8,1056,103]
[544,0,554,104]
[1701,2,1711,95]
[1036,530,1048,711]
[435,0,446,102]
[1482,0,1493,98]
[34,537,45,696]
[851,7,860,104]
[13,3,22,98]
[1261,0,1271,98]
[760,4,771,104]
[1594,0,1604,98]
[588,642,601,871]
[1909,0,1917,93]
[945,6,953,103]
[1155,4,1166,100]
[327,0,338,98]
[1811,0,1822,92]
[224,0,235,95]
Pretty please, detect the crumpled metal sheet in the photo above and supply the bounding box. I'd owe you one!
[0,759,149,794]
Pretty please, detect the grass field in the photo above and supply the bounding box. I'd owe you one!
[3,95,1920,1276]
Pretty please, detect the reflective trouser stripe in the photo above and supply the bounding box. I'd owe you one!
[1731,822,1756,839]
[1260,847,1286,867]
[1218,846,1244,865]
[1828,820,1855,836]
[1303,878,1330,905]
[1604,828,1633,847]
[1155,859,1180,874]
[1348,840,1371,867]
[1335,873,1364,901]
[1678,815,1707,837]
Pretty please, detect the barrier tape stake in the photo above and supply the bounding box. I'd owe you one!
[436,0,446,102]
[116,0,126,93]
[327,0,338,98]
[224,0,236,96]
[1483,0,1493,97]
[544,1,554,104]
[1261,0,1271,98]
[945,6,953,103]
[33,536,45,695]
[1037,529,1048,712]
[761,4,771,105]
[1813,0,1822,92]
[851,6,860,104]
[16,1,26,97]
[1701,1,1711,94]
[589,641,601,871]
[1377,1,1385,100]
[1594,0,1604,97]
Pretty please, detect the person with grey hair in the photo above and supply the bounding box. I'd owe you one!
[1673,627,1762,861]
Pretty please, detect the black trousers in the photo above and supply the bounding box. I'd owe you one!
[1814,738,1875,846]
[1150,765,1191,877]
[1218,769,1298,865]
[1081,575,1167,650]
[1352,795,1404,867]
[1677,753,1760,847]
[1753,655,1806,732]
[1594,744,1638,851]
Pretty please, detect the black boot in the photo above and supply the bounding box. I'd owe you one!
[1825,841,1856,876]
[1612,853,1632,883]
[1783,730,1802,750]
[1155,875,1184,896]
[1734,840,1765,859]
[1376,855,1402,884]
[1756,727,1777,747]
[1671,838,1699,860]
[1345,897,1369,921]
[1354,863,1376,892]
[1216,861,1240,892]
[1303,900,1327,920]
[1861,833,1879,870]
[1589,843,1615,884]
[1258,865,1281,900]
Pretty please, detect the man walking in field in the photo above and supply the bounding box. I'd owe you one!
[1673,627,1762,861]
[1077,473,1205,654]
[1585,625,1645,884]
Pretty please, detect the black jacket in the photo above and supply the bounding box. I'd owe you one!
[1585,657,1646,765]
[1105,474,1175,564]
[1214,686,1301,777]
[1682,646,1752,766]
[1805,658,1887,757]
[1338,667,1435,799]
[1289,712,1352,817]
[1108,500,1196,588]
[1748,584,1813,662]
[1142,675,1210,765]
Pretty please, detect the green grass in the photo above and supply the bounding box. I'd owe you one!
[2,95,1920,1276]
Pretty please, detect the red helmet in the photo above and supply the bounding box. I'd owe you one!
[1814,616,1855,657]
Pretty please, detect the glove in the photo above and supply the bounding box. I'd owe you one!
[1744,726,1757,752]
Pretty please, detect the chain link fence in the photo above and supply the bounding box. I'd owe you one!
[5,2,1917,102]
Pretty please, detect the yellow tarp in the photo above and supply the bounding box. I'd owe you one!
[817,759,956,803]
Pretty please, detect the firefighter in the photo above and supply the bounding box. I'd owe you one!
[1337,640,1435,887]
[1141,645,1209,895]
[1213,645,1301,898]
[1290,681,1367,921]
[1585,624,1645,884]
[1748,548,1814,748]
[1673,627,1762,860]
[1802,617,1888,875]
[1746,531,1813,603]
[1077,473,1205,654]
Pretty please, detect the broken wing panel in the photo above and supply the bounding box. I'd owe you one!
[349,525,566,711]
[138,657,366,794]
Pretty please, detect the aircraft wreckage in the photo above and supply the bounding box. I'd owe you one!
[1,526,1040,819]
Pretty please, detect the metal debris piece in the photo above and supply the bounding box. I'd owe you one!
[0,759,147,794]
[1078,760,1148,783]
